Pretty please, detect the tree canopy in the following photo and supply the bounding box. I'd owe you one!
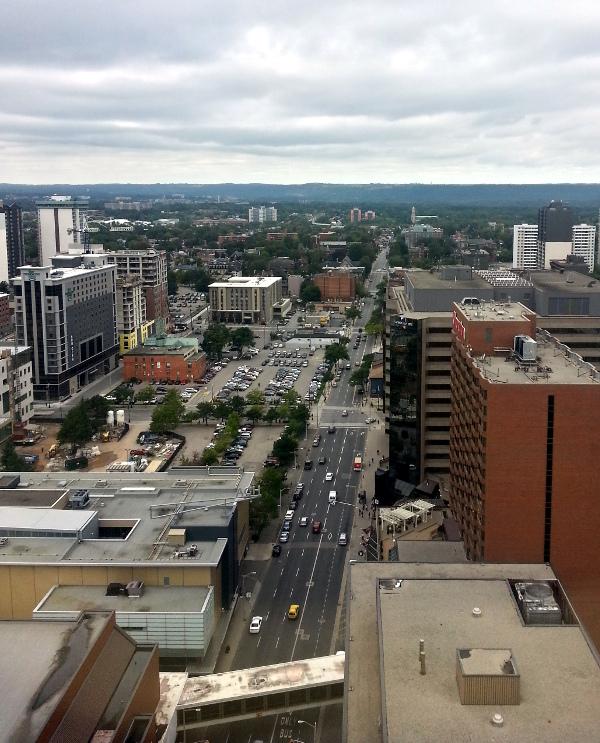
[201,323,230,359]
[300,280,321,303]
[230,327,255,351]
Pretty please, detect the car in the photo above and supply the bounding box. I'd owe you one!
[355,360,361,367]
[288,604,300,620]
[105,394,117,402]
[299,516,309,527]
[279,531,289,543]
[332,381,337,387]
[346,363,351,369]
[249,616,263,634]
[282,519,292,532]
[325,472,334,482]
[365,417,376,423]
[318,455,327,465]
[312,520,322,534]
[304,460,313,470]
[341,409,348,417]
[294,482,304,493]
[339,532,348,546]
[288,501,298,511]
[272,543,282,557]
[285,509,295,520]
[327,425,336,434]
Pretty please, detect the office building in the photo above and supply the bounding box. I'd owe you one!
[349,207,362,223]
[209,276,284,324]
[314,272,357,301]
[0,611,160,743]
[449,301,600,645]
[345,559,600,743]
[116,275,154,353]
[12,254,118,401]
[0,468,256,665]
[106,248,169,323]
[0,345,34,440]
[248,205,277,223]
[0,202,24,281]
[538,199,574,268]
[123,335,207,384]
[571,223,596,270]
[512,223,539,269]
[36,195,88,266]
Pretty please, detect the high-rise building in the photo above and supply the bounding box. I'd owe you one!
[349,207,362,223]
[0,345,34,445]
[363,210,376,221]
[449,300,600,644]
[248,206,277,223]
[538,200,574,268]
[115,275,154,353]
[12,254,118,400]
[512,223,539,270]
[0,202,25,281]
[571,223,596,270]
[36,195,88,266]
[106,249,169,323]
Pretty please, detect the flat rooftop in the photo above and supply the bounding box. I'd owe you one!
[469,330,600,386]
[346,562,600,743]
[457,300,533,322]
[407,270,492,291]
[209,276,280,288]
[528,269,600,293]
[37,584,211,614]
[0,469,255,565]
[0,612,109,743]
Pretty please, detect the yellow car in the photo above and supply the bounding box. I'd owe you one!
[288,604,300,620]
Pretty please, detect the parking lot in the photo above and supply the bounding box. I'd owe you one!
[168,288,208,332]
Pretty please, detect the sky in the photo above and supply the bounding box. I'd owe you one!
[2,0,600,184]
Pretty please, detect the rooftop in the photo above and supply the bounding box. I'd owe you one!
[526,269,600,293]
[209,276,281,289]
[347,562,600,743]
[36,584,211,614]
[457,300,534,322]
[407,268,491,291]
[0,469,256,565]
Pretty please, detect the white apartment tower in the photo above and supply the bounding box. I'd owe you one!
[571,224,597,270]
[248,206,277,223]
[512,224,539,270]
[36,195,88,266]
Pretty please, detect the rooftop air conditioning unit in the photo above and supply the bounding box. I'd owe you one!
[515,582,562,625]
[461,297,481,306]
[514,335,537,362]
[175,480,188,487]
[95,480,108,487]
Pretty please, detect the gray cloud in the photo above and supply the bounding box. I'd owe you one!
[2,0,600,183]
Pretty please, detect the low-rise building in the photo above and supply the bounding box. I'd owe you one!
[123,335,207,384]
[209,276,284,324]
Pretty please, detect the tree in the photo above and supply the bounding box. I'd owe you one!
[114,385,133,404]
[230,327,255,351]
[150,390,184,434]
[272,433,298,466]
[85,395,110,420]
[213,400,233,420]
[246,389,265,407]
[201,447,219,465]
[1,440,30,471]
[300,280,321,303]
[229,395,246,415]
[345,306,361,321]
[58,404,94,445]
[264,407,279,425]
[325,343,349,367]
[195,401,215,423]
[135,385,155,403]
[246,405,264,423]
[202,324,230,359]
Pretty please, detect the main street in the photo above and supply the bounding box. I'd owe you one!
[193,250,387,743]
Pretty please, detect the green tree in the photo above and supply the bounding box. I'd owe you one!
[135,385,155,403]
[195,401,215,423]
[213,400,233,420]
[325,343,349,367]
[246,405,264,423]
[85,395,110,420]
[300,280,321,303]
[201,447,219,465]
[229,395,246,415]
[150,390,184,434]
[202,323,230,359]
[246,389,265,407]
[264,407,279,425]
[272,433,298,466]
[58,404,94,445]
[1,440,31,471]
[345,306,361,321]
[230,327,255,351]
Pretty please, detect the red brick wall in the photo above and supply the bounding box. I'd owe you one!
[124,352,207,383]
[454,304,536,356]
[144,284,169,322]
[314,273,356,301]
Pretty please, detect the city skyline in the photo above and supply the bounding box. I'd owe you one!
[3,1,600,184]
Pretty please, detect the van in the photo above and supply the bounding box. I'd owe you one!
[329,490,337,505]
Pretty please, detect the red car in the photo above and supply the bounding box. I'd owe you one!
[312,520,322,534]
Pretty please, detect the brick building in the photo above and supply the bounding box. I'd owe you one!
[124,336,207,384]
[313,272,356,301]
[0,292,10,334]
[449,300,600,648]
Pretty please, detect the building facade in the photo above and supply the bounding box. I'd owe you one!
[538,199,574,268]
[209,276,283,324]
[248,206,277,223]
[0,346,34,445]
[12,254,118,401]
[0,293,10,335]
[115,275,154,353]
[106,249,169,323]
[123,336,207,384]
[349,207,362,223]
[36,195,88,266]
[0,202,25,281]
[313,272,357,301]
[512,223,539,270]
[571,223,596,270]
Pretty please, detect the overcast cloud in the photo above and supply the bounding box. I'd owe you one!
[2,0,600,183]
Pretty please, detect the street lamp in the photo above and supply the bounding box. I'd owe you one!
[298,719,317,743]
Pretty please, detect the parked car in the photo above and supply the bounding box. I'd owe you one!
[272,544,282,557]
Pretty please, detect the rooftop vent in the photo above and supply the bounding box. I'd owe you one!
[95,480,108,488]
[514,334,537,362]
[514,581,562,625]
[456,648,520,705]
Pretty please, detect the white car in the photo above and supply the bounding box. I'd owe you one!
[249,616,263,634]
[325,472,334,482]
[342,409,348,417]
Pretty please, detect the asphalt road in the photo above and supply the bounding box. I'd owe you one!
[191,251,388,743]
